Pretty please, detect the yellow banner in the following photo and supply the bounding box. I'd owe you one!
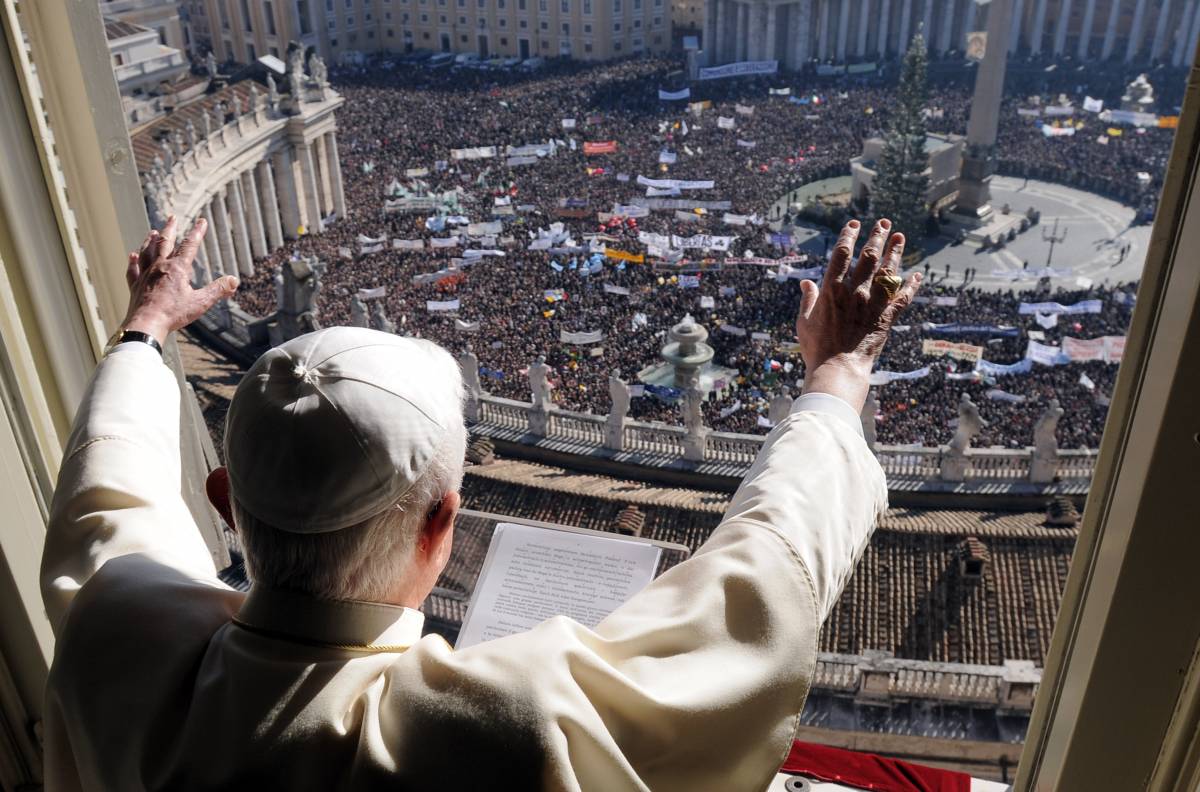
[921,338,982,362]
[605,248,645,264]
[1158,115,1180,129]
[1106,127,1124,136]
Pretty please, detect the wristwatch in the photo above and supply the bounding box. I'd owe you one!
[104,328,164,357]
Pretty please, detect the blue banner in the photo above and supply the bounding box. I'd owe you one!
[926,323,1021,337]
[975,358,1034,376]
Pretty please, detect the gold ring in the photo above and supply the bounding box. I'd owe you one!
[873,273,903,299]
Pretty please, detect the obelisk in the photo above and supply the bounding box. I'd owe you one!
[953,0,1015,224]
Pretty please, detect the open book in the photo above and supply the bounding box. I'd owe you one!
[455,522,664,649]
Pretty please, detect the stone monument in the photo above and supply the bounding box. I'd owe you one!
[460,346,482,421]
[528,355,552,435]
[273,256,325,343]
[941,393,988,481]
[1030,398,1064,483]
[768,390,794,426]
[1121,73,1155,113]
[349,294,369,328]
[368,300,395,335]
[606,370,630,451]
[950,0,1014,226]
[681,376,708,462]
[266,74,280,110]
[861,389,879,450]
[205,52,218,81]
[661,314,715,389]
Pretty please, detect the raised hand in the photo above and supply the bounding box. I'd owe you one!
[121,216,239,345]
[794,218,922,410]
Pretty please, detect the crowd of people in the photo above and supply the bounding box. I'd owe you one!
[232,54,1167,449]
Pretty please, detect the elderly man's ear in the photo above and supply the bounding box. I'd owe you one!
[206,467,236,532]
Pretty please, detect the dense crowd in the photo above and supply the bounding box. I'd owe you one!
[233,54,1166,448]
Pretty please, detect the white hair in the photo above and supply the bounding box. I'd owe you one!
[234,341,467,602]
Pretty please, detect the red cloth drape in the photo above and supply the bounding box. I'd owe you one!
[780,740,971,792]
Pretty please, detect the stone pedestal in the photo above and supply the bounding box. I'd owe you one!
[940,449,969,482]
[605,417,625,451]
[1030,454,1057,484]
[529,407,550,436]
[950,145,997,225]
[683,427,708,462]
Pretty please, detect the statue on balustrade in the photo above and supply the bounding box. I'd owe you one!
[308,54,328,99]
[266,74,280,108]
[1030,398,1065,484]
[460,346,482,420]
[349,294,369,328]
[949,393,987,455]
[286,45,306,113]
[171,130,184,160]
[1121,73,1156,113]
[274,256,325,342]
[604,370,630,451]
[681,377,708,462]
[159,139,174,169]
[528,355,552,412]
[185,120,197,150]
[205,52,218,81]
[861,389,879,450]
[768,390,793,427]
[368,301,395,335]
[202,109,213,141]
[141,177,167,229]
[249,84,261,114]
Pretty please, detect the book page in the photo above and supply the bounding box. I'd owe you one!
[455,522,662,649]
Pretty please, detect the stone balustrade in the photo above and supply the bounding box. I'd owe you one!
[469,393,1096,487]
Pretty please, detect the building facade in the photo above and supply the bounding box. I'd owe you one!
[185,0,670,65]
[99,0,189,49]
[704,0,1200,68]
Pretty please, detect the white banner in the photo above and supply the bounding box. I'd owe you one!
[1025,340,1068,366]
[1064,335,1125,363]
[659,150,678,164]
[1035,311,1059,328]
[671,233,735,251]
[405,167,429,178]
[986,389,1026,403]
[1043,105,1075,117]
[603,283,631,296]
[1019,299,1103,315]
[337,246,353,259]
[735,104,755,116]
[698,60,779,80]
[560,329,604,345]
[462,249,505,259]
[769,87,791,96]
[719,324,747,336]
[360,242,385,254]
[674,210,703,223]
[719,286,737,297]
[1083,96,1104,113]
[868,366,931,386]
[736,139,757,148]
[357,286,387,299]
[393,238,425,250]
[717,116,736,130]
[506,155,540,167]
[637,175,715,190]
[1041,124,1076,137]
[430,237,461,249]
[612,203,650,218]
[699,295,715,309]
[719,400,743,418]
[658,87,691,101]
[467,221,503,236]
[357,233,387,245]
[426,299,461,312]
[450,146,498,160]
[455,318,481,333]
[562,118,577,129]
[646,186,682,197]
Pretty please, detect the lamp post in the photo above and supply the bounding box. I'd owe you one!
[1043,218,1067,269]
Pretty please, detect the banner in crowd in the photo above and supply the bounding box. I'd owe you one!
[360,242,386,254]
[1105,109,1158,127]
[658,87,691,101]
[673,210,703,223]
[975,358,1034,376]
[602,283,631,296]
[719,285,737,297]
[430,237,460,248]
[611,203,651,218]
[584,141,618,155]
[384,197,438,212]
[507,155,539,167]
[560,329,604,345]
[1063,335,1126,363]
[1083,96,1104,113]
[1043,105,1075,117]
[717,116,736,129]
[735,103,755,116]
[1041,124,1076,137]
[736,139,758,148]
[868,366,931,386]
[605,248,645,263]
[671,234,735,251]
[467,221,503,236]
[405,167,429,178]
[356,286,387,300]
[411,268,457,285]
[1035,311,1058,328]
[462,249,505,259]
[1025,340,1069,366]
[426,299,461,312]
[450,146,497,160]
[687,100,713,114]
[636,198,733,211]
[911,295,959,306]
[769,87,791,96]
[986,389,1026,403]
[392,239,424,250]
[719,323,747,336]
[719,400,743,418]
[646,186,682,197]
[336,247,351,260]
[357,233,387,245]
[455,318,480,333]
[922,339,983,362]
[637,175,715,190]
[925,322,1020,337]
[1017,107,1042,117]
[697,60,778,80]
[699,295,715,309]
[1019,299,1103,315]
[561,118,577,129]
[678,274,701,288]
[659,150,678,164]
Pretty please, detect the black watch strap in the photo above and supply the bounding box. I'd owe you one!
[109,330,164,356]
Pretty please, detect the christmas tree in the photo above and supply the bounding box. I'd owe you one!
[870,32,931,248]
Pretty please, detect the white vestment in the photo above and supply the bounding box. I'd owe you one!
[41,343,886,791]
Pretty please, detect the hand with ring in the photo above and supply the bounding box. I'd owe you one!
[794,218,922,411]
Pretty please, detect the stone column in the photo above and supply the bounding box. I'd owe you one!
[194,238,211,284]
[922,0,934,51]
[274,147,304,239]
[1186,0,1200,63]
[715,0,729,61]
[325,132,348,221]
[785,3,800,67]
[796,0,813,62]
[201,202,224,277]
[898,0,911,51]
[1101,0,1121,57]
[257,160,285,250]
[1151,0,1174,61]
[1009,0,1025,52]
[1125,0,1149,61]
[818,0,832,59]
[856,0,870,55]
[837,0,851,60]
[211,189,236,280]
[297,141,324,234]
[240,170,268,259]
[764,2,778,60]
[704,0,717,63]
[226,177,255,276]
[1077,0,1097,58]
[878,0,892,55]
[736,2,748,60]
[1053,0,1072,54]
[1173,1,1195,65]
[963,0,977,46]
[1030,0,1048,54]
[314,134,335,218]
[938,0,956,53]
